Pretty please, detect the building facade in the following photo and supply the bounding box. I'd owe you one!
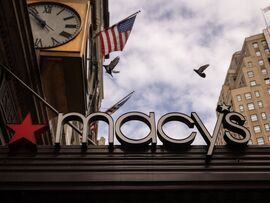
[2,1,270,201]
[0,0,109,146]
[217,31,270,145]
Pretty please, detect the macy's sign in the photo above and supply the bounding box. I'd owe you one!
[55,104,250,157]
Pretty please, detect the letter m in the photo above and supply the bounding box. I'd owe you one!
[54,112,113,151]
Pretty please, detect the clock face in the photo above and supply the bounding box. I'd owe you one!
[28,2,81,49]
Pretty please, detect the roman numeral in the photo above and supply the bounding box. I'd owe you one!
[29,7,38,15]
[65,24,77,28]
[43,5,53,13]
[34,38,42,48]
[51,37,60,46]
[57,8,65,15]
[59,31,72,39]
[63,16,75,21]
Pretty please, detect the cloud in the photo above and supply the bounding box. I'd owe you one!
[98,0,270,145]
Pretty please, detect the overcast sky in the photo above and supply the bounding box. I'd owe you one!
[98,0,270,145]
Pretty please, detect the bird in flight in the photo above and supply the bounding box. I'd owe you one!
[104,56,120,77]
[194,64,209,78]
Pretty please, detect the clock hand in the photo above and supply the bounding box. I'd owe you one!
[28,8,55,32]
[28,8,46,28]
[45,24,55,31]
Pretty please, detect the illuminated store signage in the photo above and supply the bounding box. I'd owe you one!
[55,104,250,157]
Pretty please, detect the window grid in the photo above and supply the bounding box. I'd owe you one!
[236,95,242,101]
[254,125,261,133]
[247,103,255,110]
[257,137,264,145]
[250,80,256,86]
[247,71,254,78]
[250,114,258,121]
[245,92,252,100]
[258,60,264,66]
[258,101,263,108]
[262,69,267,75]
[265,124,270,131]
[253,42,258,48]
[254,91,260,97]
[261,112,267,120]
[239,105,244,112]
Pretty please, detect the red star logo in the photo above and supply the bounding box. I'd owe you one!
[7,113,46,145]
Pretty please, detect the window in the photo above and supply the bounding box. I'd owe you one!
[254,126,261,133]
[256,51,261,56]
[261,69,267,75]
[265,124,270,131]
[265,48,270,54]
[253,42,258,48]
[268,88,270,94]
[258,101,263,108]
[239,105,244,112]
[258,60,264,66]
[248,140,253,145]
[261,112,267,120]
[250,80,256,86]
[247,71,254,78]
[244,92,252,100]
[262,112,267,120]
[236,95,242,101]
[247,103,255,110]
[257,137,264,145]
[262,40,267,46]
[265,78,270,84]
[254,91,260,97]
[247,62,253,68]
[250,114,258,121]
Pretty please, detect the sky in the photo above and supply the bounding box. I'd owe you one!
[98,0,270,145]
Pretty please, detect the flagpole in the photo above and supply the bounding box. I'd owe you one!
[92,10,141,40]
[261,9,270,27]
[111,10,141,27]
[261,9,270,47]
[105,90,135,112]
[0,63,96,145]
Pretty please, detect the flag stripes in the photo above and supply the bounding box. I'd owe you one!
[105,91,134,115]
[98,15,137,56]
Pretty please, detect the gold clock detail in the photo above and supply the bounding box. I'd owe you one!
[28,2,81,49]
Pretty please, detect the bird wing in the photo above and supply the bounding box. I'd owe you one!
[198,64,209,73]
[103,65,112,75]
[109,56,120,70]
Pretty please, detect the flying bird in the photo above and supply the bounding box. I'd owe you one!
[103,56,120,77]
[194,64,209,78]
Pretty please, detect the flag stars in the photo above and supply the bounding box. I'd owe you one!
[98,12,139,56]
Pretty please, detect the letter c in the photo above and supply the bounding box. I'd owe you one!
[115,111,156,147]
[157,112,196,147]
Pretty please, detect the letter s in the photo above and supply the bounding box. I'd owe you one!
[223,112,251,145]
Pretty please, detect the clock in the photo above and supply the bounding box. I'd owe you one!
[28,2,81,49]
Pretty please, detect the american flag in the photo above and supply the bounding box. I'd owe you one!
[105,91,134,115]
[98,14,137,56]
[89,122,97,141]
